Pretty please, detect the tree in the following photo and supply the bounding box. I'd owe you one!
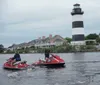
[0,44,4,53]
[96,37,100,44]
[65,37,72,43]
[85,33,99,40]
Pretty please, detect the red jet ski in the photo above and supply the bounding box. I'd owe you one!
[3,58,29,70]
[32,54,65,68]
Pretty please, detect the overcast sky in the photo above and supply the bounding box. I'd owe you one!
[0,0,100,47]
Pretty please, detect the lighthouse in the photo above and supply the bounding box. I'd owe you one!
[71,3,85,45]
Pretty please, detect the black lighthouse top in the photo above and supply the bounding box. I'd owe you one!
[71,3,84,16]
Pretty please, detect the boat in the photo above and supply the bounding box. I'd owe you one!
[32,54,65,68]
[3,58,29,70]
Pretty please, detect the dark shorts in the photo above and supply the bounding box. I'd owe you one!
[45,54,49,58]
[16,58,21,61]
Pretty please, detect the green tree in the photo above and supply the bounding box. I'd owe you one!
[85,33,99,40]
[65,37,72,43]
[24,47,30,53]
[30,45,35,49]
[96,37,100,44]
[0,44,4,53]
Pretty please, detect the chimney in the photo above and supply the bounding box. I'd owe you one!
[42,36,45,39]
[49,34,52,38]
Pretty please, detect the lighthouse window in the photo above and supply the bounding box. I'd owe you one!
[77,9,81,12]
[72,21,83,28]
[74,6,80,8]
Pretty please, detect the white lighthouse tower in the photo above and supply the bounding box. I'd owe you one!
[71,3,85,45]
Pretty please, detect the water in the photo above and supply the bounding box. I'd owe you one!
[0,52,100,85]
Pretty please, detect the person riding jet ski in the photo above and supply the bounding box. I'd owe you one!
[44,49,50,60]
[11,51,21,65]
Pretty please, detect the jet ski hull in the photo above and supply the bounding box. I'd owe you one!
[33,54,65,68]
[3,59,29,70]
[36,63,65,68]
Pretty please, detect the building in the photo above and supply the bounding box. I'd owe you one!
[35,35,67,48]
[8,35,67,50]
[71,3,85,45]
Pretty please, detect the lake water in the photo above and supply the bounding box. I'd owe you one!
[0,52,100,85]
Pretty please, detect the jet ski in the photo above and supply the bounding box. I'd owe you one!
[32,54,65,68]
[3,58,29,70]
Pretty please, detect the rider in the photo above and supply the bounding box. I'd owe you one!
[44,49,50,60]
[11,51,21,65]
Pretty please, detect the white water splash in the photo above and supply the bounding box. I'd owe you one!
[7,72,19,78]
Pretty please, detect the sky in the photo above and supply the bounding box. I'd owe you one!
[0,0,100,47]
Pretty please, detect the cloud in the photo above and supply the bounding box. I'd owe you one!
[0,0,100,47]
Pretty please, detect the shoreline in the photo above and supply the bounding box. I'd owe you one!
[0,51,100,54]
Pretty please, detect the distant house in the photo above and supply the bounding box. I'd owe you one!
[8,44,18,51]
[8,43,28,51]
[85,39,96,45]
[8,35,67,50]
[35,35,67,48]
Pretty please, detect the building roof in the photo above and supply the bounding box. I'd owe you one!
[74,3,80,6]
